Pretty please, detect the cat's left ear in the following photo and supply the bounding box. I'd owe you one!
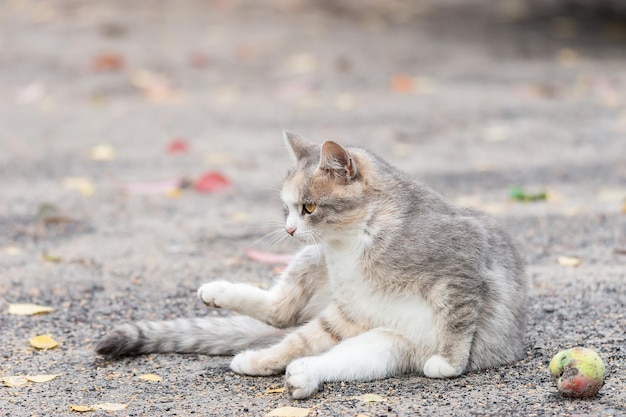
[319,141,357,180]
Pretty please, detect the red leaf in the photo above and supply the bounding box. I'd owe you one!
[194,171,230,192]
[92,52,125,72]
[166,139,189,154]
[390,75,414,93]
[245,248,293,265]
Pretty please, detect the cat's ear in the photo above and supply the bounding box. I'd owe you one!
[319,141,357,180]
[283,130,314,162]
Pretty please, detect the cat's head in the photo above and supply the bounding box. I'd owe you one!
[281,131,370,244]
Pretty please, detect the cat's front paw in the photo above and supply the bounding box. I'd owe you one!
[285,358,320,399]
[197,281,235,309]
[423,355,463,378]
[230,350,284,376]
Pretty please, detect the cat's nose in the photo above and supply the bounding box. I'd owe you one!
[286,226,297,236]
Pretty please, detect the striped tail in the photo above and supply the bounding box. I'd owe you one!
[94,316,290,357]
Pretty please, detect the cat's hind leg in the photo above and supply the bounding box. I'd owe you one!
[230,303,364,376]
[422,285,478,378]
[284,328,415,399]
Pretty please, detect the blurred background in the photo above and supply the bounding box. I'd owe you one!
[1,1,625,415]
[2,0,625,181]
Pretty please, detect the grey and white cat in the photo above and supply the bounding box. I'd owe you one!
[95,132,527,399]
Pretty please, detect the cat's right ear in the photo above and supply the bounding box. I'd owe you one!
[283,130,314,162]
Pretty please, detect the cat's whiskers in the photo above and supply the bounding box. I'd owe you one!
[250,229,288,252]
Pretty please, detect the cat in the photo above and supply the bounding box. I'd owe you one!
[95,131,527,399]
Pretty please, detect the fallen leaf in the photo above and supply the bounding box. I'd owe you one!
[30,334,59,350]
[193,171,230,192]
[266,386,286,394]
[166,188,182,199]
[41,253,62,263]
[335,93,355,111]
[90,144,116,161]
[215,84,240,103]
[499,0,528,20]
[390,75,414,93]
[189,51,211,68]
[245,248,293,265]
[557,48,579,67]
[37,202,58,219]
[69,405,97,412]
[2,376,28,387]
[483,123,511,142]
[130,69,180,102]
[509,186,547,202]
[166,138,189,154]
[94,403,128,411]
[62,177,95,196]
[25,374,60,383]
[287,53,317,75]
[205,152,233,166]
[266,407,311,417]
[354,393,386,402]
[138,374,162,382]
[123,179,181,196]
[91,52,125,72]
[8,303,55,316]
[3,246,23,256]
[71,396,134,412]
[15,81,46,104]
[558,256,582,267]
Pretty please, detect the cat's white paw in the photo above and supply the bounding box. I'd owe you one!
[230,350,283,376]
[197,281,234,309]
[423,355,462,378]
[285,358,320,399]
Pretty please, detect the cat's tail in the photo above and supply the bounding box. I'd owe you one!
[94,316,290,357]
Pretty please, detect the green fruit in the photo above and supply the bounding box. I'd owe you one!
[549,347,606,398]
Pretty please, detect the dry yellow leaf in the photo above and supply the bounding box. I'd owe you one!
[558,256,582,267]
[2,376,28,387]
[30,334,59,350]
[205,152,233,166]
[335,93,355,111]
[557,48,579,67]
[287,53,317,75]
[8,303,55,316]
[266,407,310,417]
[70,405,97,412]
[354,393,387,402]
[94,403,128,411]
[25,374,60,383]
[131,69,180,102]
[90,144,116,161]
[165,188,182,199]
[62,177,95,196]
[265,386,286,394]
[138,374,162,382]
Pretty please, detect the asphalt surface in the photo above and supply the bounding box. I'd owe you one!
[1,1,625,416]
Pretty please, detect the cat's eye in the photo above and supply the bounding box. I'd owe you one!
[303,203,316,214]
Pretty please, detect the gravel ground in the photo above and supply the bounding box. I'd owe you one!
[1,1,625,416]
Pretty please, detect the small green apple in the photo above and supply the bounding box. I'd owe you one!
[549,347,606,398]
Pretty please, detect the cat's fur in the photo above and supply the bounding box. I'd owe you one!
[95,132,527,399]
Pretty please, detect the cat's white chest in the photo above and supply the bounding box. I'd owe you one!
[323,239,438,345]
